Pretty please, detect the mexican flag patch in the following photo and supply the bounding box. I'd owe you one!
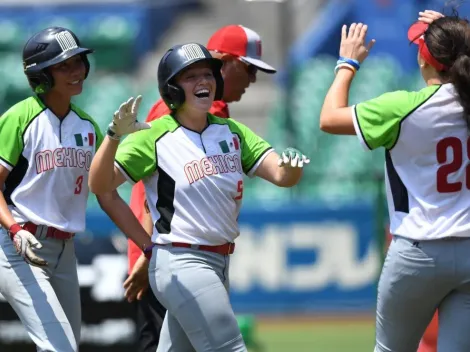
[219,137,240,153]
[74,133,94,147]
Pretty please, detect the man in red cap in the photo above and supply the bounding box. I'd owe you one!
[123,24,276,352]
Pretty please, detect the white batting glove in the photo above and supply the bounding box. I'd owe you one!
[278,147,310,168]
[107,95,151,140]
[9,225,47,267]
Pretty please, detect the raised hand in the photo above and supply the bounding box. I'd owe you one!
[107,95,151,140]
[339,23,375,64]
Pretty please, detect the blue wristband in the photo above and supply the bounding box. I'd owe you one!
[338,57,360,71]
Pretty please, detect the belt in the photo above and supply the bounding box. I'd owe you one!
[159,242,235,255]
[22,222,74,240]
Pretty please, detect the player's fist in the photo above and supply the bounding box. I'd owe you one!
[9,225,47,267]
[107,95,151,140]
[278,147,310,168]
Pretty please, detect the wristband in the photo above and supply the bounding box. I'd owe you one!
[334,63,356,75]
[8,223,22,239]
[106,127,121,140]
[338,57,360,71]
[143,243,155,260]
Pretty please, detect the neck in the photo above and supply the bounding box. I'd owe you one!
[175,108,208,132]
[41,91,71,119]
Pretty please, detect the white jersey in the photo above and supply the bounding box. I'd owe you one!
[115,114,273,245]
[0,96,103,233]
[353,83,470,240]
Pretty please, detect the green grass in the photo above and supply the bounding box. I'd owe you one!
[253,319,375,352]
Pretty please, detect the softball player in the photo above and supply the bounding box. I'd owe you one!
[88,42,309,351]
[0,27,99,351]
[122,24,277,352]
[319,13,470,352]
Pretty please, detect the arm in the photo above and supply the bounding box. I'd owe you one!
[0,166,16,230]
[96,190,153,251]
[122,200,153,302]
[0,165,47,266]
[88,96,150,195]
[254,151,304,187]
[89,137,123,194]
[319,23,375,135]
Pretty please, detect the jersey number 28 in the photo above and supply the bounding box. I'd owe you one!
[436,137,470,193]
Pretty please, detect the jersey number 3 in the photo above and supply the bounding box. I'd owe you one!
[74,175,84,195]
[436,137,470,193]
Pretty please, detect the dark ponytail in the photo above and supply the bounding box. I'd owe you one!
[449,54,470,129]
[425,13,470,129]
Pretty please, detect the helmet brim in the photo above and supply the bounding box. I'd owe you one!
[26,47,94,73]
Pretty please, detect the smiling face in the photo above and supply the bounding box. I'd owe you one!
[175,61,217,113]
[48,54,86,97]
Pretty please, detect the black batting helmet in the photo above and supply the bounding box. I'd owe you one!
[158,43,224,110]
[23,27,94,94]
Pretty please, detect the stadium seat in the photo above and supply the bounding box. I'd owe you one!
[84,15,140,71]
[0,20,23,52]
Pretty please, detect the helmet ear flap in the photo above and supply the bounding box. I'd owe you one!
[27,71,54,94]
[164,83,185,110]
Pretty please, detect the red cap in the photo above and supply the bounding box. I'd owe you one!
[207,25,276,74]
[408,21,448,71]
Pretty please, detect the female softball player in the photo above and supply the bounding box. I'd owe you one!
[319,11,470,352]
[88,42,309,352]
[0,27,152,352]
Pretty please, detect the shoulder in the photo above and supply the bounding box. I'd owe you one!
[71,103,96,122]
[0,96,45,128]
[141,114,180,141]
[357,86,441,117]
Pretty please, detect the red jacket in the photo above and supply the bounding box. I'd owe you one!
[127,99,230,273]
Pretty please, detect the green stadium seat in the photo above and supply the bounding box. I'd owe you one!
[0,20,23,51]
[84,16,139,71]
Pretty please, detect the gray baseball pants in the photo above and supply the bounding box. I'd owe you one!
[0,227,80,352]
[375,235,470,352]
[149,245,246,352]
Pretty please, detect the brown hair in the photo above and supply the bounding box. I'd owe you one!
[425,13,470,128]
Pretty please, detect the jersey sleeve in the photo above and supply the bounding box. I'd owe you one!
[353,86,440,150]
[0,110,23,171]
[229,119,273,177]
[115,128,157,184]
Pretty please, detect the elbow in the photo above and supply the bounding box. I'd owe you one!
[319,113,333,133]
[88,177,109,196]
[276,170,302,188]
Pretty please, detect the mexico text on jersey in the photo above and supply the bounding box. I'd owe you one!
[352,84,470,240]
[115,113,273,246]
[0,96,103,233]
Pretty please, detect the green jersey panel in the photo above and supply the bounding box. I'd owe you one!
[115,115,179,183]
[0,97,45,168]
[355,85,441,150]
[208,114,272,174]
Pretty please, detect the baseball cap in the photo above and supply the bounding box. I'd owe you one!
[207,25,277,74]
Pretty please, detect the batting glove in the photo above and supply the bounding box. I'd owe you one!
[278,147,310,168]
[107,95,151,140]
[8,224,48,267]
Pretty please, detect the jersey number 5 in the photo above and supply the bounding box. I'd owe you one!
[74,175,84,195]
[436,137,470,193]
[234,180,243,200]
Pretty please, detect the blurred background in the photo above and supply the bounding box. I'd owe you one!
[0,0,464,351]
